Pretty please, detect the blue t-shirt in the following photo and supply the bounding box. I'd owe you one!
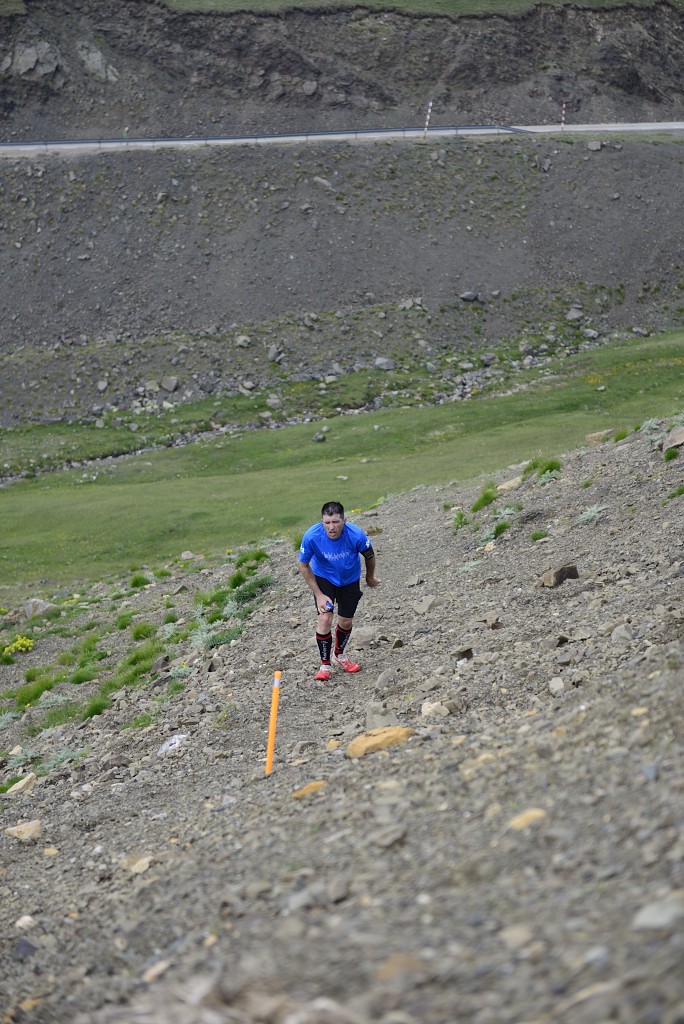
[299,522,373,586]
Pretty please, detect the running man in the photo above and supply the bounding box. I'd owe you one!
[298,501,380,680]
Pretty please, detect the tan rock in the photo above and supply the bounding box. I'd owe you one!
[508,808,547,830]
[413,595,441,614]
[292,780,327,799]
[421,701,450,719]
[345,726,413,759]
[5,819,42,841]
[142,959,171,984]
[7,773,37,795]
[375,951,427,982]
[499,923,534,950]
[460,752,497,779]
[538,564,579,588]
[123,853,153,874]
[498,475,522,492]
[586,428,613,445]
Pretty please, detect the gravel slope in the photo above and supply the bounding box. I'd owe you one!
[1,418,683,1023]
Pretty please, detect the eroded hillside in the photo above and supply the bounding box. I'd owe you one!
[1,1,684,140]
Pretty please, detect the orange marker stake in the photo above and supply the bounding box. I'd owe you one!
[265,670,282,776]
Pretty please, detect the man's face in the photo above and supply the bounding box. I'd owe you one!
[322,514,345,540]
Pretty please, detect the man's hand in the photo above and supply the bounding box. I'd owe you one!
[366,576,380,588]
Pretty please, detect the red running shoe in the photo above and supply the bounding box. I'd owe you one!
[314,664,332,681]
[335,653,360,673]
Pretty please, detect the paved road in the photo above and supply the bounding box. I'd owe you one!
[1,121,683,158]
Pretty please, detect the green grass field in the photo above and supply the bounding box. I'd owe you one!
[1,332,682,601]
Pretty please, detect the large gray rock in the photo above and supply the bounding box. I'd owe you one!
[663,425,684,450]
[22,598,56,620]
[11,42,60,79]
[76,42,119,83]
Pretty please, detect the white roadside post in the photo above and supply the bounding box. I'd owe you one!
[423,98,433,139]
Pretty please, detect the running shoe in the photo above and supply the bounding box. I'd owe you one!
[335,653,360,673]
[314,664,332,681]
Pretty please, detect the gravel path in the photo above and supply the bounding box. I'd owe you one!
[1,417,683,1023]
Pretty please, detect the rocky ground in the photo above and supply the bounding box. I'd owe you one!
[2,1,684,141]
[1,3,683,1020]
[1,416,683,1023]
[1,133,683,433]
[1,2,684,436]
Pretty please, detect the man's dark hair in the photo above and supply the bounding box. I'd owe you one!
[321,501,344,518]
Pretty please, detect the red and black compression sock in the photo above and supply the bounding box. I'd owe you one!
[316,631,332,664]
[335,624,352,657]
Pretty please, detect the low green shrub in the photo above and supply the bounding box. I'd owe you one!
[116,611,134,630]
[0,776,23,794]
[14,676,59,709]
[131,622,156,640]
[664,447,679,461]
[33,703,83,731]
[70,667,97,685]
[35,748,81,775]
[228,568,248,589]
[122,712,154,729]
[471,483,498,513]
[0,710,21,730]
[125,640,162,668]
[129,573,149,589]
[234,549,269,569]
[524,457,562,484]
[232,574,274,606]
[577,504,607,524]
[453,509,469,532]
[24,667,48,683]
[531,529,548,541]
[83,696,111,719]
[207,626,243,648]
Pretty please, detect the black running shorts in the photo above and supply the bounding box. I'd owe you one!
[314,575,363,619]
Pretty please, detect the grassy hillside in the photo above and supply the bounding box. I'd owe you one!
[1,331,682,600]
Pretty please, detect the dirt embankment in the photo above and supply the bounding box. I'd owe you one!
[1,133,683,427]
[1,1,684,140]
[1,2,683,430]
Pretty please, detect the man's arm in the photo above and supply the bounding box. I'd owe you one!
[363,550,380,588]
[298,560,330,613]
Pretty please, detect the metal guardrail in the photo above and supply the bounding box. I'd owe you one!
[1,121,682,155]
[0,123,529,154]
